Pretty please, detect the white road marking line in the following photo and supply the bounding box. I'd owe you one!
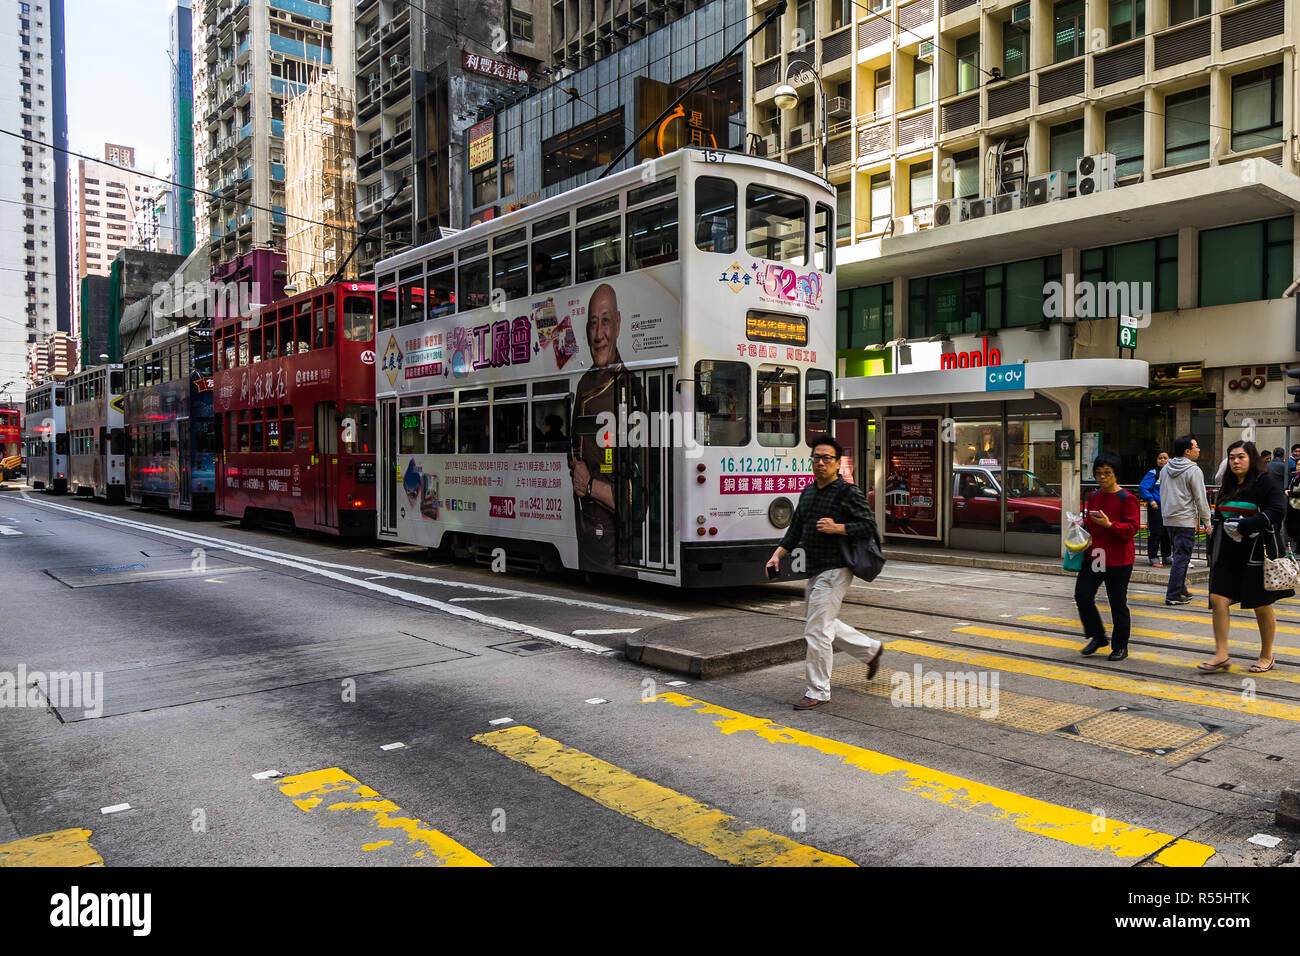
[449,596,521,603]
[100,803,131,814]
[665,680,688,687]
[585,698,608,705]
[252,770,282,780]
[21,493,687,621]
[1247,833,1282,848]
[0,526,22,536]
[380,742,406,751]
[488,717,513,725]
[19,493,614,655]
[909,629,926,635]
[572,628,640,635]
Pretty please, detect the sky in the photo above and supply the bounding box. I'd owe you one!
[65,0,176,173]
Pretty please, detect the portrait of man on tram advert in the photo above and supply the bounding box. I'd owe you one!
[570,282,645,573]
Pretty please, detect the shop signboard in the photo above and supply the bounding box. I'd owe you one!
[882,417,940,540]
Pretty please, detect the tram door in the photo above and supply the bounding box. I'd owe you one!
[379,398,397,534]
[314,402,339,529]
[616,368,674,571]
[178,420,191,507]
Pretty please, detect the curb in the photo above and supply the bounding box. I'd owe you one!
[1278,785,1300,831]
[625,628,804,680]
[882,549,1212,586]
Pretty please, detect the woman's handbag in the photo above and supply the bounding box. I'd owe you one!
[1261,519,1300,591]
[836,483,887,582]
[1063,509,1091,572]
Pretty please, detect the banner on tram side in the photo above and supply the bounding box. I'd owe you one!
[212,350,339,414]
[377,271,682,395]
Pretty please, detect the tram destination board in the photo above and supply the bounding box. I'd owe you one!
[745,311,807,346]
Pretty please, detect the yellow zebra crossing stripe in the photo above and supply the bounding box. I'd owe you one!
[1126,607,1300,635]
[649,693,1215,866]
[0,828,102,867]
[474,725,853,867]
[1129,593,1300,620]
[1018,614,1300,661]
[278,768,491,866]
[898,633,1300,721]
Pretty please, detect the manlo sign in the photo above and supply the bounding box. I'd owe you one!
[939,337,1001,370]
[985,365,1027,392]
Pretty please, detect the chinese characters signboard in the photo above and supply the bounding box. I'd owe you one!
[461,51,529,84]
[468,117,494,170]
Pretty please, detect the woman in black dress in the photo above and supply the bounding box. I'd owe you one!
[1198,441,1293,673]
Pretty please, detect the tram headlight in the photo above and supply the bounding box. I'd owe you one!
[768,496,794,529]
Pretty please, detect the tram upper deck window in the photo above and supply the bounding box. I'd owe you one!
[746,185,807,265]
[426,255,455,318]
[377,273,397,331]
[576,217,621,284]
[694,360,750,447]
[344,296,375,341]
[695,177,737,253]
[399,268,423,327]
[458,251,490,312]
[626,199,679,271]
[813,202,834,273]
[493,239,530,303]
[533,230,572,293]
[757,365,799,447]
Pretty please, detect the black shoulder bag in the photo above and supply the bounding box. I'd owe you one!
[835,481,887,582]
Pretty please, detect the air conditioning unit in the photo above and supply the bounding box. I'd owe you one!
[760,132,780,156]
[892,214,916,235]
[310,19,324,29]
[1024,170,1067,206]
[995,191,1022,214]
[790,122,813,147]
[917,40,934,63]
[1077,152,1117,195]
[827,96,851,119]
[933,198,968,227]
[270,52,284,62]
[914,206,933,229]
[999,154,1024,183]
[967,197,994,219]
[390,55,405,69]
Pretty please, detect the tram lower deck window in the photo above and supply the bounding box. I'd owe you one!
[694,360,750,447]
[757,365,799,447]
[532,398,569,452]
[492,403,528,453]
[426,408,455,453]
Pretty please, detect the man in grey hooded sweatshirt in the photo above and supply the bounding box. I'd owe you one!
[1162,434,1212,605]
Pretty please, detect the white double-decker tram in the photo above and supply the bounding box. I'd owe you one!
[67,364,127,502]
[375,148,836,587]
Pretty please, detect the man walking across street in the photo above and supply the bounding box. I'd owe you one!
[766,435,882,711]
[1138,451,1170,566]
[1162,434,1212,606]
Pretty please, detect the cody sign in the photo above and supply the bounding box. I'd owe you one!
[985,365,1027,392]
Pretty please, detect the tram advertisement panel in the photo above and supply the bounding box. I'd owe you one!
[882,417,940,540]
[383,273,680,572]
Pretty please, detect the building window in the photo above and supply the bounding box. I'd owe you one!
[953,148,980,200]
[908,256,1061,337]
[1105,105,1144,178]
[956,34,980,94]
[1231,65,1283,152]
[1199,217,1292,307]
[1080,235,1178,316]
[873,67,891,115]
[1168,0,1210,25]
[510,10,533,42]
[541,108,625,187]
[1109,0,1144,41]
[869,172,891,232]
[1049,119,1085,193]
[837,283,893,349]
[796,0,814,48]
[908,161,933,212]
[761,19,781,59]
[500,156,515,197]
[1003,19,1029,77]
[1164,86,1210,166]
[913,59,932,108]
[830,0,852,30]
[1053,0,1086,62]
[473,164,498,207]
[836,183,851,242]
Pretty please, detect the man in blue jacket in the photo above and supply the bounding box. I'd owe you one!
[1138,451,1171,567]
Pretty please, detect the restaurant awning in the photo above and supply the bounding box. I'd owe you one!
[836,359,1150,408]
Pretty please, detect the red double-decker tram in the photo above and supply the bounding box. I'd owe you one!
[0,405,21,478]
[213,281,378,536]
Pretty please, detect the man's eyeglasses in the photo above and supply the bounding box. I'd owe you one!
[812,454,839,463]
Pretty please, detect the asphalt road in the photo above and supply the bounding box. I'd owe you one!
[1,481,1298,869]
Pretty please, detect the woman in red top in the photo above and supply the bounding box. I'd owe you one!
[1076,452,1142,661]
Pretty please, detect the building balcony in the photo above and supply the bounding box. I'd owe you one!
[855,111,891,166]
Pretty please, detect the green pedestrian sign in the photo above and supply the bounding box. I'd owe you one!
[1118,315,1138,349]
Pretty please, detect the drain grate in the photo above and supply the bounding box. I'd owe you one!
[491,640,560,657]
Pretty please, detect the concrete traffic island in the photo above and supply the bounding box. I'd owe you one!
[624,614,805,679]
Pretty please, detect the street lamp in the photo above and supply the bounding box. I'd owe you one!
[283,270,319,295]
[773,59,828,181]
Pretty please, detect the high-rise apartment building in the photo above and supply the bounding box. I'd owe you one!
[170,0,197,256]
[0,0,68,401]
[69,145,157,328]
[748,0,1300,550]
[192,0,353,270]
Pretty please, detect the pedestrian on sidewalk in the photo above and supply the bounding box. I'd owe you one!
[1268,447,1287,484]
[1162,434,1212,606]
[1286,467,1300,554]
[766,434,883,711]
[1138,451,1171,567]
[1198,441,1293,673]
[1077,453,1141,662]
